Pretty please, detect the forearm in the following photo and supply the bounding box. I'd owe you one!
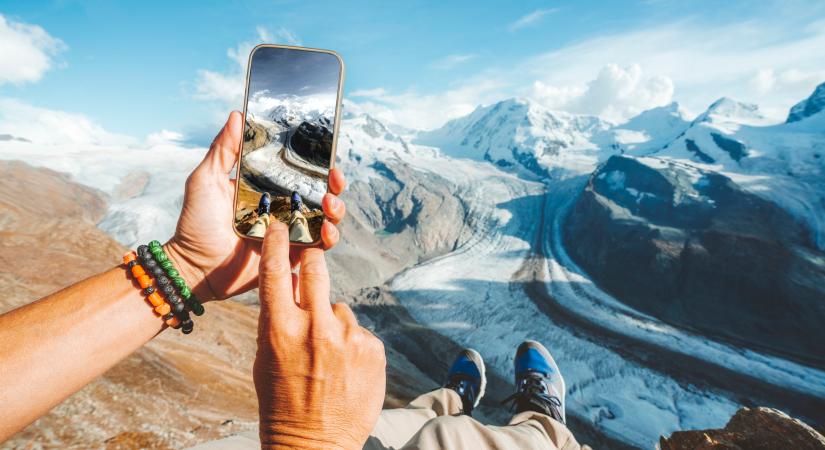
[0,264,164,440]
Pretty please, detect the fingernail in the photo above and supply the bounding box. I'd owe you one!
[329,195,341,209]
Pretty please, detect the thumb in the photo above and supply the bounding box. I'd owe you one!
[200,111,243,175]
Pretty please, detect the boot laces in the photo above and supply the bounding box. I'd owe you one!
[502,371,563,423]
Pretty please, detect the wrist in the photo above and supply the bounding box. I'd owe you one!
[162,240,215,301]
[259,420,359,450]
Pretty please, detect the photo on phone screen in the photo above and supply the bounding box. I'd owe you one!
[234,45,343,243]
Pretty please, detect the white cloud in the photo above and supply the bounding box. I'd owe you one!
[0,14,66,85]
[256,26,303,46]
[346,76,510,130]
[194,26,302,107]
[0,98,136,146]
[430,53,477,70]
[349,87,388,98]
[521,18,825,121]
[146,129,186,146]
[531,64,674,121]
[508,8,557,31]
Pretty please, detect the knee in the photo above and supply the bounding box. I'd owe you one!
[418,415,475,443]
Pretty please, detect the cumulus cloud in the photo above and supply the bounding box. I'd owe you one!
[531,64,674,121]
[508,8,557,31]
[521,17,825,121]
[0,14,66,85]
[194,27,302,107]
[0,98,136,146]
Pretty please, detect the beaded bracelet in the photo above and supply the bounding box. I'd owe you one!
[146,240,205,317]
[136,245,193,334]
[123,251,181,329]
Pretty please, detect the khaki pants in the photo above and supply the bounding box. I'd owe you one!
[364,388,583,450]
[187,388,583,450]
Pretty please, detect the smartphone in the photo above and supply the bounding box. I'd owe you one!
[234,44,344,244]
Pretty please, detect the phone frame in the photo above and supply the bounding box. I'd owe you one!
[232,43,346,245]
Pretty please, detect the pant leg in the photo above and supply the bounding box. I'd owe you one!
[363,388,463,450]
[399,410,584,450]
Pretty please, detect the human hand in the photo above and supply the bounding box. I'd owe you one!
[163,111,348,301]
[253,222,386,450]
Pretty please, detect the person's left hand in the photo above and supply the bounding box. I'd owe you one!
[164,111,348,301]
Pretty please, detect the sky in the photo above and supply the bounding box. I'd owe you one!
[1,0,825,146]
[248,47,340,98]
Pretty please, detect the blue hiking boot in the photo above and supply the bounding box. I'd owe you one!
[443,348,486,416]
[503,340,566,423]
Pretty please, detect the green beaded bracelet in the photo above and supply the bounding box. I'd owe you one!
[148,240,205,316]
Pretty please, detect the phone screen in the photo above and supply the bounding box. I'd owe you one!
[234,45,343,243]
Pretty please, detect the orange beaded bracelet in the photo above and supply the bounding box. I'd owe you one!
[123,251,180,329]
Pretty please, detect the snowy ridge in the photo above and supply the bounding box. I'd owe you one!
[417,98,613,177]
[247,91,334,129]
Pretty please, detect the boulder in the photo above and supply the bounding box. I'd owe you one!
[661,407,825,450]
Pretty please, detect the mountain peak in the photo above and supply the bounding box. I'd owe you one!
[786,81,825,123]
[695,97,765,125]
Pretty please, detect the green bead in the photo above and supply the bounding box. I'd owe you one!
[167,269,179,278]
[180,285,192,298]
[154,251,168,263]
[148,240,162,250]
[190,300,204,316]
[160,260,174,270]
[173,277,186,290]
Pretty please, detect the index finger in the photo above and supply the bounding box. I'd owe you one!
[259,221,300,325]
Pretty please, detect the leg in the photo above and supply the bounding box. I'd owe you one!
[364,388,463,450]
[401,412,583,450]
[365,348,486,450]
[397,340,585,450]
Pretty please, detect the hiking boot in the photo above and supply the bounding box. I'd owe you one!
[443,348,486,416]
[503,340,566,423]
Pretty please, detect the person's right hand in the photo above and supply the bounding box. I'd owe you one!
[253,221,386,450]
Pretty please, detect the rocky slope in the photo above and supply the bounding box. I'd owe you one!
[563,154,825,366]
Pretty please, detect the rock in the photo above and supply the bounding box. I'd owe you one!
[787,82,825,123]
[290,120,332,167]
[563,155,825,367]
[661,407,825,450]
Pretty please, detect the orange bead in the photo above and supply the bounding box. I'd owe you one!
[166,316,181,328]
[122,252,137,264]
[147,292,164,307]
[154,303,171,316]
[137,275,152,289]
[131,265,146,278]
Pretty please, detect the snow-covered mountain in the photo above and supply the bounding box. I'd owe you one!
[247,91,334,129]
[650,93,825,248]
[416,98,613,178]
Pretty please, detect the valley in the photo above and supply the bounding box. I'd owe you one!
[1,83,824,449]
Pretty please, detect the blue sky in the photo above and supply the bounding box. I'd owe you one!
[1,0,825,144]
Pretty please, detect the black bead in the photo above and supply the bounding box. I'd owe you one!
[126,260,138,269]
[162,284,176,297]
[179,310,191,322]
[172,301,186,314]
[152,266,165,279]
[156,275,170,286]
[137,245,150,257]
[162,312,175,321]
[143,258,158,269]
[167,294,181,305]
[142,286,155,295]
[181,319,194,334]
